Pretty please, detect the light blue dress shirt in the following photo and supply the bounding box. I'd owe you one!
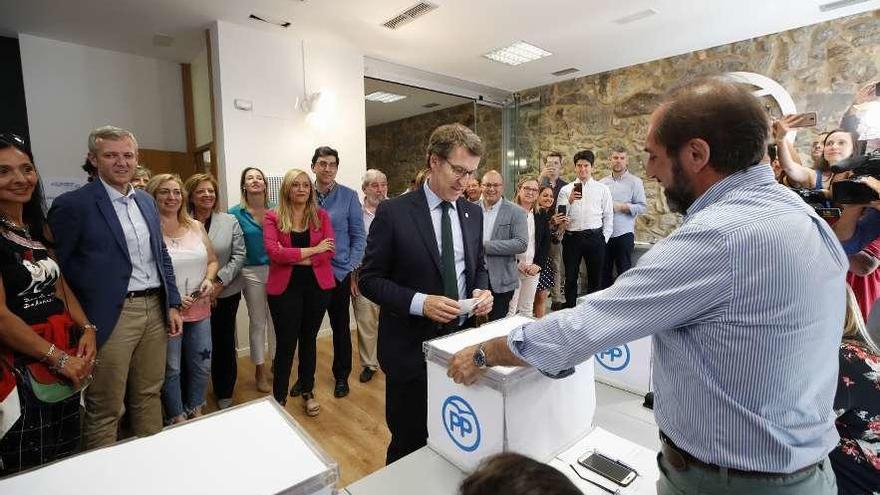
[599,171,647,238]
[508,165,848,473]
[100,178,160,291]
[481,199,501,244]
[409,182,467,316]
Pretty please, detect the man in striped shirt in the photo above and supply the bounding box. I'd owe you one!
[448,78,847,494]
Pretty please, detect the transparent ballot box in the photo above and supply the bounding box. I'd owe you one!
[424,315,596,472]
[0,397,339,495]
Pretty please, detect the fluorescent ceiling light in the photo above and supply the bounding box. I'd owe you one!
[365,91,407,103]
[483,41,552,66]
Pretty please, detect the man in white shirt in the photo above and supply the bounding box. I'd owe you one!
[556,149,613,307]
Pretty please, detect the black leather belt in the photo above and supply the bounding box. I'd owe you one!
[126,287,161,299]
[567,228,602,235]
[659,431,819,479]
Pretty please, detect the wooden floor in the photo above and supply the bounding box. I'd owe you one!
[202,333,390,487]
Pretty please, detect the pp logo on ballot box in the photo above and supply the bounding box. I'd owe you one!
[596,344,631,371]
[442,395,481,452]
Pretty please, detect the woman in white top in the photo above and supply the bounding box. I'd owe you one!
[508,175,550,317]
[148,174,218,424]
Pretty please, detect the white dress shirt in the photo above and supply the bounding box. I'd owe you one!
[99,178,160,291]
[409,182,467,316]
[556,178,614,241]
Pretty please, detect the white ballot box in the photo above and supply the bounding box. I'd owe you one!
[550,426,660,495]
[578,295,653,396]
[424,315,596,472]
[0,398,338,495]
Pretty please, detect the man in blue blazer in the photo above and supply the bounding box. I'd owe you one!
[360,124,493,464]
[49,126,182,449]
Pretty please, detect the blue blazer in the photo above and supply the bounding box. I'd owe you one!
[48,180,181,347]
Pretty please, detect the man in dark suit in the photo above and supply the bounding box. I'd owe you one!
[49,125,182,449]
[360,123,493,464]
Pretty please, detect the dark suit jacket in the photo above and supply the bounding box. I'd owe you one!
[48,180,181,347]
[359,187,489,379]
[533,210,551,268]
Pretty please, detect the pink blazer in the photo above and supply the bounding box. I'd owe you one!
[263,209,336,294]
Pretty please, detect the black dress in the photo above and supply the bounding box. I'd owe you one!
[830,340,880,494]
[0,227,81,476]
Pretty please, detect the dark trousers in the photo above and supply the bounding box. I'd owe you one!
[562,229,606,307]
[267,273,331,404]
[488,289,515,322]
[328,273,353,381]
[601,232,635,289]
[385,373,428,465]
[210,293,241,401]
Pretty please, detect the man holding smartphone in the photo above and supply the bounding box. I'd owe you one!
[556,150,613,307]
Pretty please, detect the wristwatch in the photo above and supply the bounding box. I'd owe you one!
[473,344,489,369]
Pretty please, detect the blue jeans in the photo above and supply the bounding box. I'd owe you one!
[161,318,212,419]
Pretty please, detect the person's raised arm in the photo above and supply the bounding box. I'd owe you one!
[773,117,815,188]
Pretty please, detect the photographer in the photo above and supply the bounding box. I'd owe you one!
[833,179,880,256]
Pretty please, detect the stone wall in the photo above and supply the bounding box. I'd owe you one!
[514,9,880,242]
[366,102,503,194]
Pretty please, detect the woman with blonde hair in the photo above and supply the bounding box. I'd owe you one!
[830,285,880,494]
[508,175,550,317]
[263,169,335,415]
[228,167,275,393]
[147,174,218,423]
[184,173,246,409]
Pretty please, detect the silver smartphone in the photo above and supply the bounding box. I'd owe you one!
[577,451,637,487]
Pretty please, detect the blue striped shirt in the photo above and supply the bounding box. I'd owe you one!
[508,164,847,473]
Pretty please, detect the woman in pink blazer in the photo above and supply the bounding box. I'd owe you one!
[264,168,335,415]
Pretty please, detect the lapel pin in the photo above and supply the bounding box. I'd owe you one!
[464,212,469,218]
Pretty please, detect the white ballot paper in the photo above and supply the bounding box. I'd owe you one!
[458,297,477,315]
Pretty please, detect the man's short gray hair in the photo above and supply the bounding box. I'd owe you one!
[88,125,139,154]
[362,169,387,190]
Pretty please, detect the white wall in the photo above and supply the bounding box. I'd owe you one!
[19,34,186,182]
[210,21,366,208]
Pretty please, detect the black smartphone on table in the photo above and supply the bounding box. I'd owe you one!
[577,451,637,487]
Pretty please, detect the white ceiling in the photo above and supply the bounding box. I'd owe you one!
[364,78,473,127]
[1,0,878,92]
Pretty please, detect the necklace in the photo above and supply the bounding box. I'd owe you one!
[0,215,30,241]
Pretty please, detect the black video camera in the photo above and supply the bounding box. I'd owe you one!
[831,150,880,204]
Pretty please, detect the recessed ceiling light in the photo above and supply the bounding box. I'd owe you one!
[818,0,870,12]
[613,8,657,25]
[365,91,407,103]
[483,41,552,66]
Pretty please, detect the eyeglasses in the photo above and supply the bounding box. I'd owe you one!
[521,186,539,193]
[0,133,27,148]
[482,183,502,189]
[445,160,478,180]
[314,160,338,170]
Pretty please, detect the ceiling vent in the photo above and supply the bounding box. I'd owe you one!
[818,0,870,12]
[249,14,291,28]
[382,2,438,30]
[552,67,580,77]
[152,33,174,47]
[423,103,441,108]
[613,8,657,25]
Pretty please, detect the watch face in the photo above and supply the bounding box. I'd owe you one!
[473,348,487,368]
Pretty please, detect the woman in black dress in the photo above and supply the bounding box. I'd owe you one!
[0,133,95,476]
[830,285,880,493]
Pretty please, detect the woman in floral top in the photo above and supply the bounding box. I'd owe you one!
[831,285,880,494]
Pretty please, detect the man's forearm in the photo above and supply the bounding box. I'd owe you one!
[484,336,528,367]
